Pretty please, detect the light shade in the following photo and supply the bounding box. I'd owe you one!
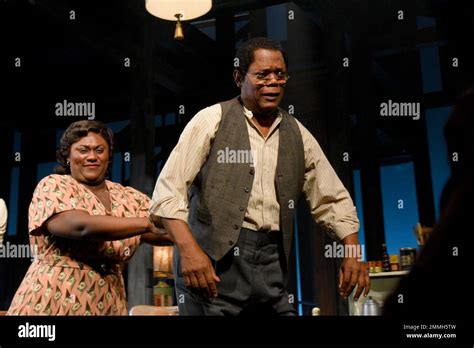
[153,246,173,276]
[145,0,212,21]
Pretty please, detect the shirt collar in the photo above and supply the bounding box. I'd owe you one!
[242,105,283,122]
[242,105,283,140]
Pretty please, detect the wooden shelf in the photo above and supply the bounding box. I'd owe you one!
[369,270,409,278]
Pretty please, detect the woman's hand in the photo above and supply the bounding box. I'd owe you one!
[148,214,164,228]
[147,216,167,235]
[140,215,175,246]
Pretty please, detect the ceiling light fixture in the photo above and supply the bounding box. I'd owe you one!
[145,0,212,40]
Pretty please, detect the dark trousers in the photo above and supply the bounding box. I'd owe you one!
[173,228,297,316]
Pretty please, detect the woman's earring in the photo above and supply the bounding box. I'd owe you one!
[66,160,70,166]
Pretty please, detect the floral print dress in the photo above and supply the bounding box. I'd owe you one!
[7,174,150,315]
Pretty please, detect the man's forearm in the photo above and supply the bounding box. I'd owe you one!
[161,218,199,253]
[341,233,359,245]
[341,232,365,261]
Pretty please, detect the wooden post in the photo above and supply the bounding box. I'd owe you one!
[126,13,156,309]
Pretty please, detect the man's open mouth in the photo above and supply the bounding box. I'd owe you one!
[262,93,280,100]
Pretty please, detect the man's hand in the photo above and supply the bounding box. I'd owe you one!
[338,234,370,300]
[161,218,220,298]
[338,257,370,300]
[180,243,221,298]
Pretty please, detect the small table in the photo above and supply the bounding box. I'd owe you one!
[129,305,179,316]
[348,270,408,315]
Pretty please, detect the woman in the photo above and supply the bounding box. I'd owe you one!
[7,120,171,315]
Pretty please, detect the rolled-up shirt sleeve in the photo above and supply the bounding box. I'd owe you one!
[150,104,221,223]
[297,120,360,241]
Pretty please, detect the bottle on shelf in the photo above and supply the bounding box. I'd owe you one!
[390,254,399,271]
[381,243,391,272]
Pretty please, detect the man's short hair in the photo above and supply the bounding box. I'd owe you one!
[234,37,288,74]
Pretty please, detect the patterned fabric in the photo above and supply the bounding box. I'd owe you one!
[7,174,150,316]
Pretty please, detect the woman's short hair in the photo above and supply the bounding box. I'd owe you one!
[55,120,114,175]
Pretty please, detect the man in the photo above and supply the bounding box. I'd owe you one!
[151,37,369,315]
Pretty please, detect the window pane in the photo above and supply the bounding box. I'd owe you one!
[380,161,420,256]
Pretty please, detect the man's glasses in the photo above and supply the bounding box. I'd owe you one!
[246,70,290,84]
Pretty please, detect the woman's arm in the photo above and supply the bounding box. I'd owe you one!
[45,209,161,241]
[140,231,175,246]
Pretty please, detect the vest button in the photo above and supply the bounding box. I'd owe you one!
[233,224,239,230]
[244,188,250,193]
[249,169,255,175]
[229,240,234,245]
[239,206,245,211]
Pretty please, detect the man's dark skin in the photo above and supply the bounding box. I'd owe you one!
[162,48,370,301]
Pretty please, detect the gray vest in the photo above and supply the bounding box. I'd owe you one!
[188,97,305,266]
